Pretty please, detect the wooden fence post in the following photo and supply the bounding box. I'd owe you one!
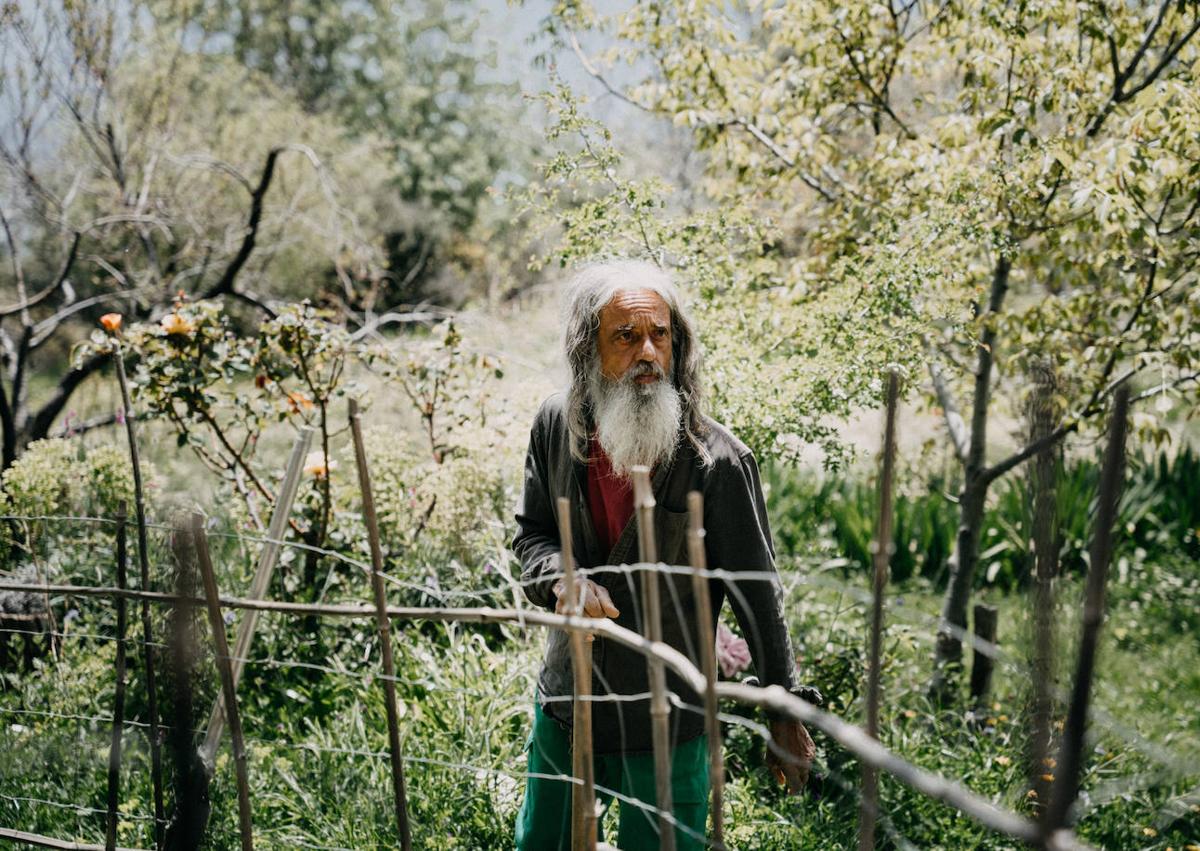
[630,465,676,851]
[1043,384,1130,836]
[348,399,413,851]
[557,497,597,851]
[685,492,725,850]
[969,604,998,706]
[112,348,165,850]
[191,513,255,851]
[104,502,129,851]
[202,426,313,768]
[858,370,900,851]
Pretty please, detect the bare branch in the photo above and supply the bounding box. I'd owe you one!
[0,231,80,318]
[926,346,969,462]
[202,147,282,305]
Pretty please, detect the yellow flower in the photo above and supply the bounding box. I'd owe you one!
[1026,789,1038,799]
[995,756,1011,766]
[1040,773,1055,782]
[303,450,336,478]
[99,313,123,332]
[161,313,195,336]
[1142,827,1157,837]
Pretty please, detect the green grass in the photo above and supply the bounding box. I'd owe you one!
[4,550,1198,849]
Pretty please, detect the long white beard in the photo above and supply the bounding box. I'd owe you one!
[591,362,682,478]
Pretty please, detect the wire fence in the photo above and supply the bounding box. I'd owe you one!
[1,380,1192,851]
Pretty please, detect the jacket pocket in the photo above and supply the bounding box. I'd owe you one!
[660,508,690,567]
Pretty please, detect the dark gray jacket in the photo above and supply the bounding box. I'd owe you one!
[513,393,797,754]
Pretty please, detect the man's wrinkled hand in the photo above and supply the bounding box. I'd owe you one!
[766,719,815,794]
[552,578,619,642]
[552,577,619,618]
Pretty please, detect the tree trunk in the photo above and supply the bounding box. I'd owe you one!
[930,254,1010,701]
[932,478,988,700]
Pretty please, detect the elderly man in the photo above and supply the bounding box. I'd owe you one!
[513,259,814,850]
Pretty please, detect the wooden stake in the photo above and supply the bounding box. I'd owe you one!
[858,370,900,851]
[349,399,413,851]
[630,465,675,851]
[969,604,998,705]
[558,497,597,851]
[686,492,725,850]
[104,502,129,851]
[1028,359,1059,810]
[1044,385,1129,834]
[190,513,254,851]
[202,427,313,768]
[113,349,165,850]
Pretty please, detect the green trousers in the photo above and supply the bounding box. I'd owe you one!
[515,702,710,850]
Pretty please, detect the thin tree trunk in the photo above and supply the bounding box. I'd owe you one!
[931,255,1010,701]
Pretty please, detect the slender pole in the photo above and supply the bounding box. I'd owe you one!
[630,465,676,851]
[104,502,129,851]
[1044,385,1129,834]
[685,492,725,850]
[112,348,165,850]
[202,427,313,768]
[558,497,598,851]
[190,513,254,851]
[969,604,999,707]
[858,370,900,851]
[349,399,413,851]
[1028,359,1059,812]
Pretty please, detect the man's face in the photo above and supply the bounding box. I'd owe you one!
[596,289,673,385]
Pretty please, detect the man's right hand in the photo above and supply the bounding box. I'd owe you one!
[552,577,620,619]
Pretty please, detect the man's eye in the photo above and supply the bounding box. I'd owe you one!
[618,331,633,342]
[653,328,669,339]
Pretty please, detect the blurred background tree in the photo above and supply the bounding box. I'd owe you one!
[0,0,537,471]
[536,0,1200,696]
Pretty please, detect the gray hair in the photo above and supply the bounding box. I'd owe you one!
[562,259,711,467]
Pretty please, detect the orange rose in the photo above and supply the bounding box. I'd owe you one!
[287,391,315,412]
[99,313,123,332]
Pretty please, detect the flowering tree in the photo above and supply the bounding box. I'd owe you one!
[83,300,512,618]
[538,0,1200,695]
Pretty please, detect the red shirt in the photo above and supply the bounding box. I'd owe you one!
[586,436,633,556]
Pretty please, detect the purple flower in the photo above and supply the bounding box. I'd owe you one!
[715,623,751,678]
[115,407,126,426]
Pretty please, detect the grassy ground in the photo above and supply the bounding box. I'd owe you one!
[3,542,1197,849]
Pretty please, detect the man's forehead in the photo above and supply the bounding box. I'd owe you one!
[599,288,670,325]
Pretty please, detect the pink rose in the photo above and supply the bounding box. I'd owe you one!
[715,623,751,678]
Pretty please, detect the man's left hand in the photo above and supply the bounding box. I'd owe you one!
[766,719,815,794]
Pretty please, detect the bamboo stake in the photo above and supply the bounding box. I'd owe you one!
[685,491,725,850]
[349,398,413,851]
[630,465,676,851]
[1044,385,1129,834]
[202,427,313,768]
[557,497,597,851]
[1028,359,1059,811]
[190,513,254,851]
[104,502,129,851]
[112,348,165,851]
[858,370,900,851]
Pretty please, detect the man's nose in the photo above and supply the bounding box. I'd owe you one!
[638,336,656,361]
